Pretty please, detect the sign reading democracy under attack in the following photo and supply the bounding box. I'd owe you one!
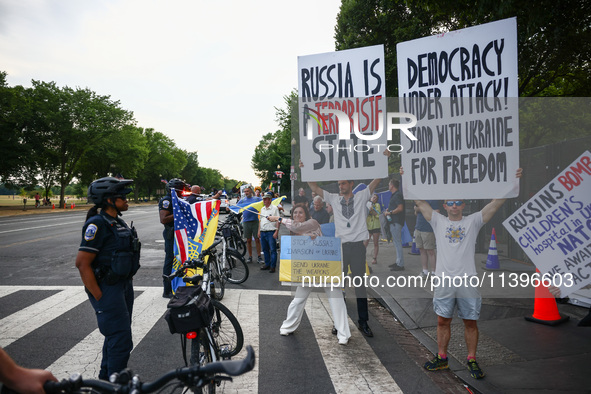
[397,17,520,199]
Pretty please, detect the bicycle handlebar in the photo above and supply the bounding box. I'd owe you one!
[43,345,255,393]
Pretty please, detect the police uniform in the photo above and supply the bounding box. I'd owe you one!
[80,210,140,380]
[158,194,174,296]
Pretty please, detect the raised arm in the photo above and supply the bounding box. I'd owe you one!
[369,149,392,194]
[307,181,324,199]
[415,200,434,222]
[481,168,522,223]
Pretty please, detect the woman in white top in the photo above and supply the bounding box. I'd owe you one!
[268,203,351,345]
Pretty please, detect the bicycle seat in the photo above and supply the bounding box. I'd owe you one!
[183,274,203,284]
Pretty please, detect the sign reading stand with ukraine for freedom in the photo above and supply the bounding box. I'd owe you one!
[279,236,342,286]
[503,151,591,298]
[397,17,520,199]
[298,45,388,182]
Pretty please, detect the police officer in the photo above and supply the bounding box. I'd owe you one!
[75,177,140,381]
[159,178,189,298]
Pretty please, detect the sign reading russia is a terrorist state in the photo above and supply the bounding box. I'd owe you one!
[503,151,591,297]
[397,17,520,199]
[298,45,389,182]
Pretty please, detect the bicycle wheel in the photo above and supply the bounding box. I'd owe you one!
[224,249,249,284]
[227,234,246,257]
[191,330,216,393]
[211,299,244,358]
[210,258,225,301]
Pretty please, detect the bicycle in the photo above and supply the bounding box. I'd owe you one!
[215,230,249,286]
[218,212,246,257]
[164,251,244,360]
[40,345,255,394]
[186,237,248,301]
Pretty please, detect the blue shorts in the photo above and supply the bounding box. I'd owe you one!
[432,279,482,320]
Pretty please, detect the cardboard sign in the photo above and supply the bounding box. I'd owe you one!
[279,236,342,286]
[298,45,389,182]
[397,18,520,199]
[503,151,591,297]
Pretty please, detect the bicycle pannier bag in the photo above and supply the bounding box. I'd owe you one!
[164,286,213,334]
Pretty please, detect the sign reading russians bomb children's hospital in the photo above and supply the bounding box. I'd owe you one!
[397,17,520,199]
[503,151,591,298]
[298,45,389,182]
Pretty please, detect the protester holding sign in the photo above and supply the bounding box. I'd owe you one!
[258,192,280,273]
[303,161,385,338]
[241,186,263,264]
[268,204,351,345]
[415,168,522,380]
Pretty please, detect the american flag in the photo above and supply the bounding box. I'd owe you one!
[171,191,220,291]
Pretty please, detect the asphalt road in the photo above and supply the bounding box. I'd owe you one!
[0,206,466,393]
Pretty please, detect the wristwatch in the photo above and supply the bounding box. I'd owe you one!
[278,217,282,223]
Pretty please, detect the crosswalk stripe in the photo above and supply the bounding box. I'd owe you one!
[0,286,20,298]
[217,290,286,393]
[0,287,88,348]
[306,295,403,393]
[0,286,404,393]
[46,287,170,379]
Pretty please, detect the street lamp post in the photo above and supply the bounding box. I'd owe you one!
[277,164,281,195]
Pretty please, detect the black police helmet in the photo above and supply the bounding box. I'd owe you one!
[166,178,189,194]
[88,177,133,205]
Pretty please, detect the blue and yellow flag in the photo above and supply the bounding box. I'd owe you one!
[229,196,286,215]
[171,191,221,292]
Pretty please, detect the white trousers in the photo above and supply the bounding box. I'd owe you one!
[280,286,351,342]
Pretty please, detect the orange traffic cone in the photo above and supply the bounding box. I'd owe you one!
[484,228,500,270]
[525,269,569,326]
[52,204,55,209]
[70,204,74,209]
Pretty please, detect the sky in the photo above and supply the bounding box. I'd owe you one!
[0,0,342,185]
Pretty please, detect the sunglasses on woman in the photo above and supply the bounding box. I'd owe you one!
[445,200,463,207]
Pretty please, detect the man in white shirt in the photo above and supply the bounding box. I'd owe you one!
[415,168,522,380]
[258,192,280,273]
[308,178,382,337]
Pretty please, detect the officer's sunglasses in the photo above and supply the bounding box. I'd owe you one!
[113,195,127,201]
[445,200,463,207]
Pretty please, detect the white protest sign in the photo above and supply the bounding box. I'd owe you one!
[503,151,591,297]
[397,17,520,199]
[298,45,389,181]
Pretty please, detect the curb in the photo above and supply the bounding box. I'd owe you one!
[368,286,494,394]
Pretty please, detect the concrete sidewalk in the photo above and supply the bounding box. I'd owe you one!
[366,239,591,394]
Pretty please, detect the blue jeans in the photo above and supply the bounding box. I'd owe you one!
[162,227,174,295]
[390,223,404,267]
[87,279,134,380]
[260,231,277,268]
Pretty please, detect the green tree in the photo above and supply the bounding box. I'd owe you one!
[180,151,200,186]
[134,128,187,200]
[77,124,149,200]
[0,73,35,186]
[335,0,590,98]
[251,91,295,196]
[19,81,135,207]
[334,0,591,149]
[195,167,224,193]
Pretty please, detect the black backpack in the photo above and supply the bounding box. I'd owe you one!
[164,286,213,334]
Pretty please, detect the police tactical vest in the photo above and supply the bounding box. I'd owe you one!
[94,214,141,283]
